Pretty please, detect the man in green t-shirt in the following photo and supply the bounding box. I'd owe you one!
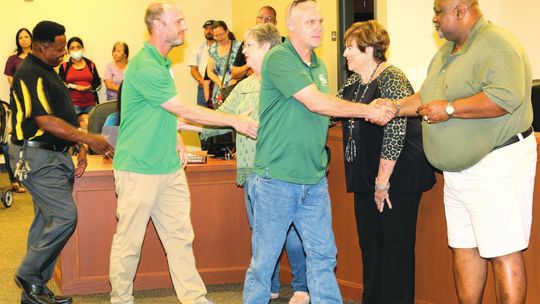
[242,1,395,303]
[108,2,258,304]
[378,0,535,302]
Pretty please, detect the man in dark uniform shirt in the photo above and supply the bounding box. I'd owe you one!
[9,20,113,304]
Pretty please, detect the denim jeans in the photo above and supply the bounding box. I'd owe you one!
[73,105,95,115]
[244,180,308,294]
[243,173,342,304]
[196,85,207,107]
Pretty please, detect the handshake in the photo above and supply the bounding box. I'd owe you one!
[365,98,398,126]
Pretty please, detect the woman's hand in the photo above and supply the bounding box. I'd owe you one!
[374,189,392,212]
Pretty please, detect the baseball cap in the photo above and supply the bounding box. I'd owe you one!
[202,20,215,28]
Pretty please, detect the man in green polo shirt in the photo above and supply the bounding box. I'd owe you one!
[378,0,535,302]
[242,1,395,303]
[108,2,258,304]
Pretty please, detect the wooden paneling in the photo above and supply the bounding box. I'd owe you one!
[53,157,251,295]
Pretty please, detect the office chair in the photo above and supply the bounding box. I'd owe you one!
[532,79,540,131]
[87,101,119,134]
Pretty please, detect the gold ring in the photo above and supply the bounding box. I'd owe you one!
[423,115,428,121]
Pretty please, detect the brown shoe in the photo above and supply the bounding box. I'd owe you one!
[11,182,26,193]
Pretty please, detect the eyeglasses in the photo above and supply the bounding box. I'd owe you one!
[256,15,276,23]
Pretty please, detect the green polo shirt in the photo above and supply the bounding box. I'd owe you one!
[253,38,330,184]
[419,17,532,172]
[113,42,179,174]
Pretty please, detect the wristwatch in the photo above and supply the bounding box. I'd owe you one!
[445,101,455,118]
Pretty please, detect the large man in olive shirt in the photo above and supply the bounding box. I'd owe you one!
[242,1,394,303]
[380,0,536,302]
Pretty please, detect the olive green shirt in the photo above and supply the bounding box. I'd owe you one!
[419,17,532,172]
[253,38,330,184]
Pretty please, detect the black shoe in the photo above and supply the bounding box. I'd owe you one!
[15,275,55,304]
[44,288,73,304]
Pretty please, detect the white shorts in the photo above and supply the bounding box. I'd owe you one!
[443,133,536,258]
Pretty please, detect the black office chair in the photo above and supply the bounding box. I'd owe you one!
[87,101,118,134]
[532,79,540,131]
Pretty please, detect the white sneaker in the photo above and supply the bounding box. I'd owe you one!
[289,291,310,304]
[270,292,280,299]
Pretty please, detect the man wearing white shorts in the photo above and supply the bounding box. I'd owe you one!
[378,0,536,302]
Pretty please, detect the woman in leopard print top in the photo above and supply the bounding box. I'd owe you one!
[337,20,435,303]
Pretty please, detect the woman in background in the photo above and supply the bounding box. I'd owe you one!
[59,36,102,115]
[206,20,241,108]
[338,20,435,303]
[104,42,128,101]
[2,28,32,193]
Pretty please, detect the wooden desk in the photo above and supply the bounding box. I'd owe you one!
[324,126,540,303]
[53,156,251,295]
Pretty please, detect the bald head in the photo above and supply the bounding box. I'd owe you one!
[145,1,178,33]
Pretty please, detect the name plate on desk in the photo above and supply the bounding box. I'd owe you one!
[187,151,207,164]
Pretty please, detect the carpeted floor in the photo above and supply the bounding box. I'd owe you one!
[0,172,359,303]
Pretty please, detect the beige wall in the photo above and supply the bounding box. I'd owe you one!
[0,0,230,148]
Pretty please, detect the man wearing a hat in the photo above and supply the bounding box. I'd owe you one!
[189,19,215,107]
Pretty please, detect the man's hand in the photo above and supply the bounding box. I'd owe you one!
[366,99,397,126]
[75,146,88,177]
[417,100,449,124]
[232,114,258,139]
[86,133,115,158]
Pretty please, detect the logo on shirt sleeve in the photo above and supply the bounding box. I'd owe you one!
[319,74,328,87]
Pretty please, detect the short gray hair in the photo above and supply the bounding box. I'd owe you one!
[144,1,176,32]
[245,23,281,49]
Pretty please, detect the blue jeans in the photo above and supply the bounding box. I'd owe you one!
[196,85,206,107]
[243,173,342,304]
[73,105,95,115]
[244,180,307,294]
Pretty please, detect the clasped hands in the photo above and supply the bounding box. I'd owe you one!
[369,99,450,125]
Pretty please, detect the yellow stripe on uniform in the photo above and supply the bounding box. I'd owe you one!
[29,129,44,140]
[20,80,33,118]
[12,89,25,141]
[37,77,52,114]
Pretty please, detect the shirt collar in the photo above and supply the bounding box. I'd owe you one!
[443,16,489,56]
[283,37,320,68]
[27,53,55,71]
[144,42,172,68]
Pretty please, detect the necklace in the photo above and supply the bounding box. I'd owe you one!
[344,62,381,163]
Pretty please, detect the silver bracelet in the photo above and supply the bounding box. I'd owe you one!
[395,100,401,117]
[375,178,390,192]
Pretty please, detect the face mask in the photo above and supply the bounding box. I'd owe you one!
[70,50,83,61]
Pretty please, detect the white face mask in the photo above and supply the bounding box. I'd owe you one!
[70,50,83,61]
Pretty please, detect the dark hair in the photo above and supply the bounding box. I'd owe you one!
[344,20,389,63]
[212,20,235,41]
[15,28,32,56]
[67,36,84,50]
[32,20,65,44]
[259,6,277,17]
[113,42,129,59]
[117,81,123,123]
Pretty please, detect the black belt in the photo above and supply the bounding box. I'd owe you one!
[493,126,533,150]
[14,141,72,153]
